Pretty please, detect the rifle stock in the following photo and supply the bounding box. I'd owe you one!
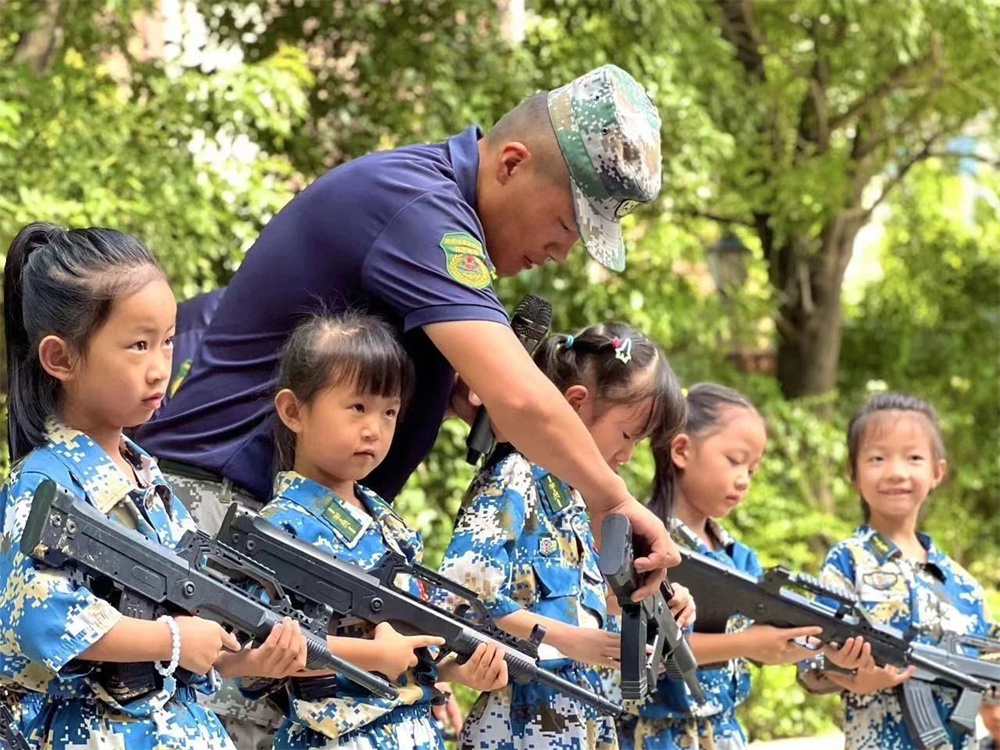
[0,703,28,750]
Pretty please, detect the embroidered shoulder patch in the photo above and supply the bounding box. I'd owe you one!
[322,501,363,544]
[440,232,492,289]
[862,571,900,591]
[539,474,571,514]
[538,536,558,556]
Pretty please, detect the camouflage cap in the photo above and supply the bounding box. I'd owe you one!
[548,64,662,272]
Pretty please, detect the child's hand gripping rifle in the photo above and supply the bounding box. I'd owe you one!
[21,480,398,702]
[217,503,623,716]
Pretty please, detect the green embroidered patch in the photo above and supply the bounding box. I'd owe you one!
[539,474,571,514]
[440,232,492,289]
[322,501,363,544]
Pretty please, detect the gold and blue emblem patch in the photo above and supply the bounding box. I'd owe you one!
[862,571,900,590]
[440,232,493,289]
[538,535,558,556]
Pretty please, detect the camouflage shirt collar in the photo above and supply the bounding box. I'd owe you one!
[271,470,373,548]
[857,525,948,579]
[669,516,734,553]
[43,421,159,514]
[530,465,581,519]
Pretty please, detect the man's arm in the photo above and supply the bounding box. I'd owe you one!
[425,319,679,596]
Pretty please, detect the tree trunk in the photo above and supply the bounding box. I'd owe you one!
[12,0,63,74]
[774,210,868,399]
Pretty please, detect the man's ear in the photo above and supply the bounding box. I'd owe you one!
[670,434,693,470]
[275,389,304,433]
[38,336,76,383]
[495,142,531,185]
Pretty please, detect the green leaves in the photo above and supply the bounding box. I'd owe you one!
[1,2,996,740]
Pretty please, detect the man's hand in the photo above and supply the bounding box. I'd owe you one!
[448,377,478,426]
[593,499,679,601]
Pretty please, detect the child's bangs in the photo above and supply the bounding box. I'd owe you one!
[321,329,412,405]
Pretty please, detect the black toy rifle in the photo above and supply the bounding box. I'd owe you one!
[671,547,993,747]
[21,480,397,701]
[0,703,28,750]
[218,503,622,716]
[599,514,704,703]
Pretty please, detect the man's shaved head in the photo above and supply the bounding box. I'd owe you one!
[483,92,568,185]
[476,91,581,277]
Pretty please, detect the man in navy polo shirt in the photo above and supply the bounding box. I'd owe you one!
[138,64,676,744]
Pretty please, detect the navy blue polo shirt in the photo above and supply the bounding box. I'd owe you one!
[136,127,509,501]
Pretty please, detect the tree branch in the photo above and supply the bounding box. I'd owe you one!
[928,150,1000,169]
[864,132,943,214]
[828,57,934,133]
[12,0,63,74]
[675,208,756,228]
[713,0,767,81]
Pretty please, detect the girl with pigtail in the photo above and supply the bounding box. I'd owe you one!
[439,322,694,750]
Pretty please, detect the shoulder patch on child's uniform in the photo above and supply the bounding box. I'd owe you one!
[322,502,363,545]
[539,474,571,514]
[538,536,558,556]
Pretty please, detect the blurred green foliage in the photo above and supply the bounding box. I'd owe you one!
[1,0,997,740]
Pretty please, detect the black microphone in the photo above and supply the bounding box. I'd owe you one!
[465,294,553,465]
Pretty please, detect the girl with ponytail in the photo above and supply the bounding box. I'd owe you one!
[438,321,692,750]
[0,223,304,750]
[630,384,834,750]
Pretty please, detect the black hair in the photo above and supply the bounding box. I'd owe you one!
[533,320,684,441]
[647,383,760,523]
[847,391,946,522]
[273,311,415,471]
[3,222,164,461]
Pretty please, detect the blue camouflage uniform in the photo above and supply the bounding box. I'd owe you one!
[260,471,444,750]
[0,425,234,750]
[437,451,618,750]
[615,518,759,750]
[805,526,999,750]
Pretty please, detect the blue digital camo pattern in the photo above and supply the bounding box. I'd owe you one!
[438,451,617,750]
[613,518,761,750]
[0,424,233,750]
[814,526,999,750]
[260,471,443,750]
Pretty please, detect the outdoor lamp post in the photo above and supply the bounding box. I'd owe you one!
[705,230,750,297]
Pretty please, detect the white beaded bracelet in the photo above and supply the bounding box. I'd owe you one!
[155,615,181,678]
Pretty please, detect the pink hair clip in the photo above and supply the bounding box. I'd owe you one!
[613,337,632,364]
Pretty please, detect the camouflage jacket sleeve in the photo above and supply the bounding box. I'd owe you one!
[437,455,532,619]
[0,470,122,679]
